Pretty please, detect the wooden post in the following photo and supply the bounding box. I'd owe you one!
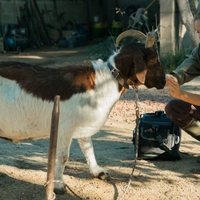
[46,95,60,200]
[160,0,176,55]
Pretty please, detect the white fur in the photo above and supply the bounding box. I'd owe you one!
[0,59,122,192]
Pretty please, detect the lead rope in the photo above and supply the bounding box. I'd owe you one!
[116,88,140,200]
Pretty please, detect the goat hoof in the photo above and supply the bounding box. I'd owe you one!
[98,172,111,180]
[54,187,66,195]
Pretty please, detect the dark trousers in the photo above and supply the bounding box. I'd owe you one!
[165,99,200,141]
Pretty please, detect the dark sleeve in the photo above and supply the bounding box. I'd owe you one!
[171,45,200,85]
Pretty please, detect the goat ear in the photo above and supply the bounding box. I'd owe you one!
[145,31,156,48]
[136,70,147,84]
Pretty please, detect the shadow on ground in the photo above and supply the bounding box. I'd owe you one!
[0,128,199,200]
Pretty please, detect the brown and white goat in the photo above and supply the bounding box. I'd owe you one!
[0,30,165,193]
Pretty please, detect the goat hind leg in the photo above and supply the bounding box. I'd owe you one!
[78,137,110,180]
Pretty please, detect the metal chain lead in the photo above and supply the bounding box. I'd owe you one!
[134,88,140,160]
[117,88,140,200]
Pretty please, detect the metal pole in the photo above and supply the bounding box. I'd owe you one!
[46,95,60,200]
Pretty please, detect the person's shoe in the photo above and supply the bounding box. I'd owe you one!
[184,120,200,141]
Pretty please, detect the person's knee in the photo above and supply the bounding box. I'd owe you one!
[165,99,191,116]
[165,100,174,116]
[165,99,193,128]
[165,99,180,117]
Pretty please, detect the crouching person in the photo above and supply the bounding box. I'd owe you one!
[165,14,200,142]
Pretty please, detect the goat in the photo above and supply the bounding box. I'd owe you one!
[0,30,165,193]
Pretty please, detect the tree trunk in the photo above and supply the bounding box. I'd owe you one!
[188,0,197,16]
[177,0,198,47]
[197,0,200,13]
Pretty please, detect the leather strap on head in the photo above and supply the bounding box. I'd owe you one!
[107,62,129,89]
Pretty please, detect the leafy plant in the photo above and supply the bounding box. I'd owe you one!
[86,36,116,61]
[160,50,188,72]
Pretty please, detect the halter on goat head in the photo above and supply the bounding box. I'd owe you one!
[114,29,165,89]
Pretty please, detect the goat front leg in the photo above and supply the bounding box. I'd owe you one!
[78,137,110,180]
[54,133,72,194]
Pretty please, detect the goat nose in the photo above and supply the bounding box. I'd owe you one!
[157,80,166,89]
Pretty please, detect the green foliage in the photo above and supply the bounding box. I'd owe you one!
[160,51,188,72]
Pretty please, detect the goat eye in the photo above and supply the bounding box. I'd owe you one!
[148,58,157,65]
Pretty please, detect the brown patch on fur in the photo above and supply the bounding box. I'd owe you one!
[73,71,95,91]
[0,61,96,101]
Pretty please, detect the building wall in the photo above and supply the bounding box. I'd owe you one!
[0,0,181,55]
[0,0,23,24]
[0,0,101,26]
[0,0,160,27]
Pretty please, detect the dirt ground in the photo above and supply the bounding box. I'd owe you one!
[0,47,199,200]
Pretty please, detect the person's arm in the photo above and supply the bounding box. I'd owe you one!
[166,75,200,106]
[171,45,200,85]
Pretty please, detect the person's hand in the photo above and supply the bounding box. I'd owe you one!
[166,74,183,98]
[165,74,178,86]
